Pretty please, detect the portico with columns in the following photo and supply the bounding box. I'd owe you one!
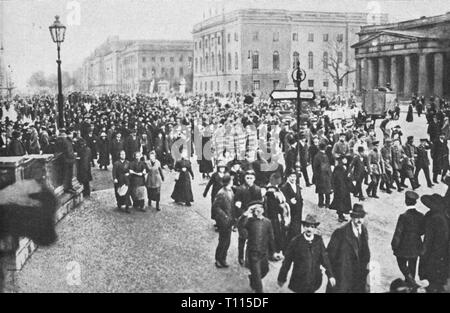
[352,13,450,100]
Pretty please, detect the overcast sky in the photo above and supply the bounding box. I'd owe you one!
[1,0,450,90]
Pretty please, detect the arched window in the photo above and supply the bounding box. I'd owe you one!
[235,52,239,70]
[308,52,314,69]
[228,53,232,71]
[252,51,259,70]
[195,58,198,73]
[323,52,328,69]
[293,51,299,69]
[205,53,209,72]
[211,52,215,71]
[273,51,280,70]
[200,57,203,72]
[170,67,175,78]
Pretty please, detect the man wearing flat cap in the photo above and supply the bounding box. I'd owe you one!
[278,214,335,293]
[391,191,424,287]
[327,204,371,293]
[419,194,449,293]
[243,200,275,293]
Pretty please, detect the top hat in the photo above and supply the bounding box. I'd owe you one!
[301,214,320,226]
[286,168,297,177]
[350,204,367,218]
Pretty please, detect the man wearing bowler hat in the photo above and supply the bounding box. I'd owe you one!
[391,191,424,287]
[327,204,371,293]
[278,214,335,293]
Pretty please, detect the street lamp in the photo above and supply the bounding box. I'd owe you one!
[292,60,307,179]
[49,15,66,128]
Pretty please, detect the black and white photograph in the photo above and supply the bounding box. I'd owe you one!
[1,0,450,297]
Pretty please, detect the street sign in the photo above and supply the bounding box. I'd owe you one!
[270,89,316,101]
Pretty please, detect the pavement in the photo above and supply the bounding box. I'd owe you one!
[11,111,449,293]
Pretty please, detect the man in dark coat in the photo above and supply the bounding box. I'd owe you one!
[431,134,449,183]
[96,132,110,170]
[86,130,98,167]
[414,139,433,188]
[419,194,449,293]
[55,129,76,194]
[391,191,424,287]
[243,200,275,293]
[330,156,352,222]
[124,130,141,162]
[7,130,26,156]
[428,116,441,143]
[281,169,303,242]
[327,204,371,293]
[74,138,92,197]
[298,136,311,187]
[312,142,332,208]
[234,170,264,266]
[278,214,335,293]
[349,146,369,201]
[212,174,235,268]
[110,132,124,165]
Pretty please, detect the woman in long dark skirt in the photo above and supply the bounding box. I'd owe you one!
[145,151,164,211]
[406,103,414,123]
[198,124,214,179]
[129,151,147,211]
[330,156,352,222]
[171,150,194,206]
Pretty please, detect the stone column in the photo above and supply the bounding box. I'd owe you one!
[418,53,428,97]
[390,56,399,92]
[378,57,387,87]
[356,59,362,93]
[434,52,444,97]
[404,55,412,97]
[367,58,376,89]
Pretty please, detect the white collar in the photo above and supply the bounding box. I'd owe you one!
[352,222,362,237]
[406,206,416,210]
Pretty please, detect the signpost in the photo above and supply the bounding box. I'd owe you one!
[270,89,315,101]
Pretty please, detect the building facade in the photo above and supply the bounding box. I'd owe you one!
[81,37,194,94]
[192,9,388,96]
[353,12,450,99]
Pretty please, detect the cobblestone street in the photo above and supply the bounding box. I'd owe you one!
[11,113,448,293]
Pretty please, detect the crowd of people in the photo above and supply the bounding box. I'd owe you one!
[1,91,450,293]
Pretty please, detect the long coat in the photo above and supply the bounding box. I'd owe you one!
[419,208,449,284]
[431,140,449,173]
[97,138,110,166]
[77,146,92,184]
[171,158,194,203]
[109,138,124,163]
[327,222,370,293]
[406,104,414,122]
[312,151,332,194]
[330,165,352,215]
[278,234,334,293]
[212,188,235,228]
[280,182,303,241]
[391,208,424,258]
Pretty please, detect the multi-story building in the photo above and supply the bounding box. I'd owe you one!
[81,37,194,94]
[192,9,388,96]
[353,12,450,99]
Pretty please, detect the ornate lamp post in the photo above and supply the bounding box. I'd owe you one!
[49,15,66,128]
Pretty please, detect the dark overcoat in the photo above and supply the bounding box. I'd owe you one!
[77,146,92,183]
[312,151,332,194]
[171,159,194,203]
[419,208,449,284]
[326,223,370,293]
[391,209,424,258]
[278,234,334,293]
[330,165,352,215]
[97,138,110,166]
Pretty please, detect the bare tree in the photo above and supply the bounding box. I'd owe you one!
[323,40,355,95]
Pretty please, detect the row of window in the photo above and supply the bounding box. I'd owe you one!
[195,51,343,73]
[141,67,184,78]
[141,56,192,63]
[195,32,239,50]
[256,32,344,43]
[195,80,239,92]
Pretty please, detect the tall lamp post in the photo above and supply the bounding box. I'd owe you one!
[291,60,306,178]
[49,15,66,129]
